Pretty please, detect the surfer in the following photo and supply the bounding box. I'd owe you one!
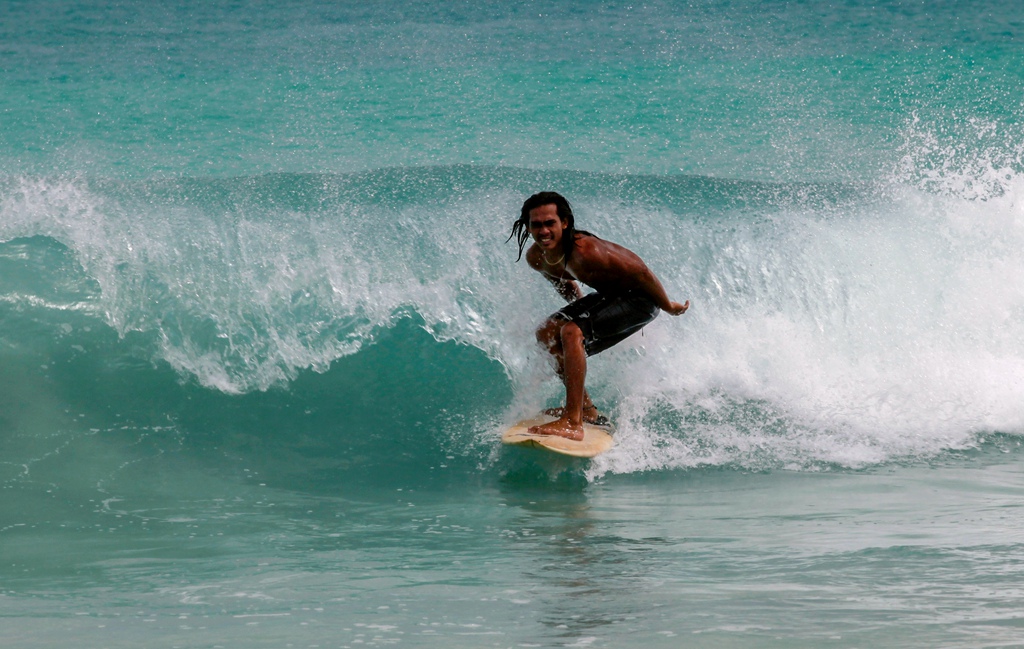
[508,191,689,441]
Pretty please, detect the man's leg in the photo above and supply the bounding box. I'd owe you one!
[558,321,587,425]
[535,318,600,423]
[530,320,587,440]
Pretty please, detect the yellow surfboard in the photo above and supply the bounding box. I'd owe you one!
[501,414,614,458]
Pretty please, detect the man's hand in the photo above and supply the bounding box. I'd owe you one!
[665,300,689,316]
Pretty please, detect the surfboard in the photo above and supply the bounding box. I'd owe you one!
[501,414,614,458]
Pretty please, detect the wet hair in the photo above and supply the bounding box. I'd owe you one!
[507,191,589,262]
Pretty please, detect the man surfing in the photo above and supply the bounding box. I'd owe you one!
[508,191,689,441]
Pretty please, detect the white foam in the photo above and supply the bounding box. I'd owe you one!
[581,140,1024,474]
[5,167,1024,471]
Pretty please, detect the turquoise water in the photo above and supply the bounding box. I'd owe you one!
[3,1,1024,647]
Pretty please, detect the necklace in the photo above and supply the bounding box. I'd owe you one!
[542,251,565,266]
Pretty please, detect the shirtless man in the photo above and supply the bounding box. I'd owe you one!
[508,191,689,441]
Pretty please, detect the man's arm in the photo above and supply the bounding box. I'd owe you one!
[581,238,688,315]
[547,276,583,303]
[526,243,583,303]
[633,265,689,315]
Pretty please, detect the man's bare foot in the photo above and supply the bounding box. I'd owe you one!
[543,406,609,427]
[529,416,585,441]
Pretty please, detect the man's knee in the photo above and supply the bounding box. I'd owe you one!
[536,319,562,349]
[559,321,584,347]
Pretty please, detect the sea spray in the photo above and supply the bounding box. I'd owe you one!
[589,135,1024,476]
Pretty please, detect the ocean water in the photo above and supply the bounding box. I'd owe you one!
[3,1,1024,647]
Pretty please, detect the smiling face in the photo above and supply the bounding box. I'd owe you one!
[528,203,567,253]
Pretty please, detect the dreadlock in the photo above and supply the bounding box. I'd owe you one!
[507,191,590,262]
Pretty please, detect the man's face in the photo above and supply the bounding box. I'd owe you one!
[528,204,566,251]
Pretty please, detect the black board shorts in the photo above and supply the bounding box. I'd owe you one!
[552,291,660,356]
